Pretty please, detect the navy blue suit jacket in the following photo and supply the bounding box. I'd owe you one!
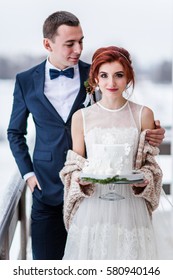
[7,60,90,205]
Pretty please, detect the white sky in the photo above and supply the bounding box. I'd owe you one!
[0,0,172,68]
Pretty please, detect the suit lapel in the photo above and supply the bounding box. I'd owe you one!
[33,61,64,122]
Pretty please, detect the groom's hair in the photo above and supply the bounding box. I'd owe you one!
[43,11,80,40]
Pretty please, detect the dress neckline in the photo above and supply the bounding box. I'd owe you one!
[97,100,128,112]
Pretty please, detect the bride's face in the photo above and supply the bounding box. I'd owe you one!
[96,61,128,98]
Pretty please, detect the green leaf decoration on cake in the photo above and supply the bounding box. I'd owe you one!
[82,175,128,184]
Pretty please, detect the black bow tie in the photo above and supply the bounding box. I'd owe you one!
[49,68,74,80]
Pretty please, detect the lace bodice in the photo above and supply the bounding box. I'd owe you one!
[81,101,143,167]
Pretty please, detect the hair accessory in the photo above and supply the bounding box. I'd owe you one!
[93,50,130,64]
[116,52,130,63]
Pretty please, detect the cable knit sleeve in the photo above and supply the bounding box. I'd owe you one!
[133,130,163,215]
[59,150,94,231]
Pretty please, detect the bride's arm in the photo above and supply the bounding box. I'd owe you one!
[71,110,92,187]
[132,106,155,188]
[141,106,155,131]
[71,109,85,157]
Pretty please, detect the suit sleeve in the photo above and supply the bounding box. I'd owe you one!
[7,75,34,177]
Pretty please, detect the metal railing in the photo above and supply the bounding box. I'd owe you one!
[0,172,30,260]
[160,126,172,194]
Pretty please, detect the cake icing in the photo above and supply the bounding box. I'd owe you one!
[82,143,133,177]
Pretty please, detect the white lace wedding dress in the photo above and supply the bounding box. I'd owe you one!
[63,101,158,260]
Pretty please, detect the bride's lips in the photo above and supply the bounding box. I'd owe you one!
[106,88,118,92]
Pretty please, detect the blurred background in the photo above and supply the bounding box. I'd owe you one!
[0,0,172,260]
[0,0,172,195]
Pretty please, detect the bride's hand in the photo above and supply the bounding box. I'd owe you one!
[76,178,92,187]
[76,178,94,196]
[129,179,148,189]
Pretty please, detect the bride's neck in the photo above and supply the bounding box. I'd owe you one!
[99,97,127,110]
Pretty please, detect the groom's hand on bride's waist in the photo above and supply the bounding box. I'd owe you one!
[145,120,165,147]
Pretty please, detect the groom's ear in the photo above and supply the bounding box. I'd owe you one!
[43,38,52,52]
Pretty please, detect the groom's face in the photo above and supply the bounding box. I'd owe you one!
[44,24,84,70]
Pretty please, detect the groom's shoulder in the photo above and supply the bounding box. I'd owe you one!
[78,59,91,69]
[17,60,46,78]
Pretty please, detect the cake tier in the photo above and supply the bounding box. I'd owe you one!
[83,143,133,176]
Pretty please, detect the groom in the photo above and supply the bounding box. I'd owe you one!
[7,11,165,260]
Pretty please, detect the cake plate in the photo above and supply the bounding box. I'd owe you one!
[80,171,144,201]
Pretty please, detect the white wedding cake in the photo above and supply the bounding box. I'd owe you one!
[82,143,133,177]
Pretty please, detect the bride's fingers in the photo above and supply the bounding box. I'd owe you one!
[80,181,92,186]
[76,178,91,186]
[132,179,148,188]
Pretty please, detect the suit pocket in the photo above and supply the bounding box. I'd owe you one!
[33,150,52,161]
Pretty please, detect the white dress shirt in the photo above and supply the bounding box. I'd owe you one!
[44,59,80,122]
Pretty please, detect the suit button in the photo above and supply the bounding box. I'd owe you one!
[64,125,70,131]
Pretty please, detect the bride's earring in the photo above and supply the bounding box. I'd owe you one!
[95,85,100,91]
[94,84,102,101]
[123,85,132,99]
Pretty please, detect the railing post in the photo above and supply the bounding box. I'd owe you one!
[19,187,27,260]
[0,231,9,260]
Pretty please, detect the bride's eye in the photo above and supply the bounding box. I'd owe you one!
[116,72,124,78]
[100,73,108,78]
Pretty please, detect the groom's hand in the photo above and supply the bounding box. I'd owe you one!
[145,120,165,146]
[26,175,41,192]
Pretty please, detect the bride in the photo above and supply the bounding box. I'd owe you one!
[60,46,163,259]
